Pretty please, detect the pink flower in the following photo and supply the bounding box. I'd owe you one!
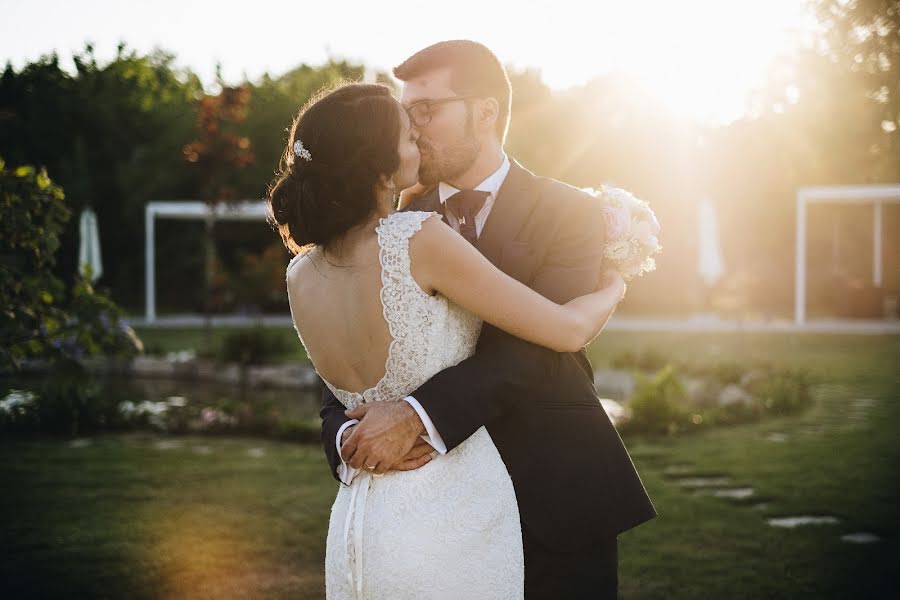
[633,220,655,247]
[603,204,631,239]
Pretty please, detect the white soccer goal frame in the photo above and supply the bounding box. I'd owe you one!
[795,184,900,324]
[144,200,269,323]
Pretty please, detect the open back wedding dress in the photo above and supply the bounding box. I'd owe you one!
[286,210,524,600]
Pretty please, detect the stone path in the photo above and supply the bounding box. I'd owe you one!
[650,389,884,546]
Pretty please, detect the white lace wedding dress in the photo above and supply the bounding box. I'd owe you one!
[286,210,524,600]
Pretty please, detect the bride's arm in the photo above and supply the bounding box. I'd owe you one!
[410,214,625,353]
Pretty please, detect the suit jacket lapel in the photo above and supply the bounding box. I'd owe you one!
[475,158,538,266]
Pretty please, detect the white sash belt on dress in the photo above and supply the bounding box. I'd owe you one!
[342,470,383,598]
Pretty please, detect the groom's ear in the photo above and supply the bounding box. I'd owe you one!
[477,97,500,132]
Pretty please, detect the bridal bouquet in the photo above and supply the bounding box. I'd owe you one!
[584,184,662,281]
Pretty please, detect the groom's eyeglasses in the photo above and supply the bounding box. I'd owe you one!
[405,95,480,127]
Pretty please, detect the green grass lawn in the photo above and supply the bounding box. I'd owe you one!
[2,331,898,598]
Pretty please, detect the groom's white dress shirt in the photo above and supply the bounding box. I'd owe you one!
[335,152,511,484]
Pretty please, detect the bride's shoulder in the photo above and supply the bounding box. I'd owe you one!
[406,211,469,268]
[377,210,444,242]
[382,209,441,225]
[376,210,456,263]
[285,246,316,280]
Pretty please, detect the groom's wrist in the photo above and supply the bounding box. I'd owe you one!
[336,419,359,460]
[402,395,448,454]
[400,400,426,436]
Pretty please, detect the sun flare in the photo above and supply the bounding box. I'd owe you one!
[526,0,818,125]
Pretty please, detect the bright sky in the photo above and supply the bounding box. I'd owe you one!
[1,0,819,126]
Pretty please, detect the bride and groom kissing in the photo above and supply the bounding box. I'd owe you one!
[269,39,657,599]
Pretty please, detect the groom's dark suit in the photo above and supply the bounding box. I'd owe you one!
[320,158,657,598]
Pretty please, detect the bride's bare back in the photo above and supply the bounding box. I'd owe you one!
[286,233,399,394]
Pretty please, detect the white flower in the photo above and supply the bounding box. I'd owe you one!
[646,208,661,236]
[119,400,169,418]
[585,182,662,281]
[632,220,656,247]
[604,238,634,262]
[603,204,631,239]
[141,401,169,416]
[0,389,37,415]
[602,185,640,210]
[166,396,187,407]
[166,349,196,363]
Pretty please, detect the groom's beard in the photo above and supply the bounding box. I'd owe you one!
[417,110,481,186]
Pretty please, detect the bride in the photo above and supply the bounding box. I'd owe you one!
[267,82,625,600]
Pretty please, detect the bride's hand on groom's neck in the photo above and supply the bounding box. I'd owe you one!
[398,182,432,210]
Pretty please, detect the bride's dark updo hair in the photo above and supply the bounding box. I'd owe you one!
[266,82,402,254]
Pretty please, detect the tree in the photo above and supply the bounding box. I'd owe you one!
[0,160,142,373]
[182,70,254,341]
[812,0,900,178]
[0,43,203,309]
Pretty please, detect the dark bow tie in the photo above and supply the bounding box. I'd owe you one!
[445,189,490,245]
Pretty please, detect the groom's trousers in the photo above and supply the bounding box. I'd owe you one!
[522,526,618,599]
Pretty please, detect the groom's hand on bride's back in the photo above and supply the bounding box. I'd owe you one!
[339,423,432,471]
[341,401,426,475]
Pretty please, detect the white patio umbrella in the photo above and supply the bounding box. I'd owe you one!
[697,197,724,287]
[78,207,103,282]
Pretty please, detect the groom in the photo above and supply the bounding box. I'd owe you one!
[320,40,657,598]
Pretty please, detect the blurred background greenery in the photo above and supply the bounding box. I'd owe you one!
[2,0,897,321]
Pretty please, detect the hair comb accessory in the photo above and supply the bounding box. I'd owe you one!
[293,139,312,161]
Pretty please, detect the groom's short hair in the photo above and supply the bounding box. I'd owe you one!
[393,40,512,144]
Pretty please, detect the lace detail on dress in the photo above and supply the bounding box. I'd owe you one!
[319,211,435,409]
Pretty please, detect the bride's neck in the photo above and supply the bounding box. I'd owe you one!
[320,190,395,262]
